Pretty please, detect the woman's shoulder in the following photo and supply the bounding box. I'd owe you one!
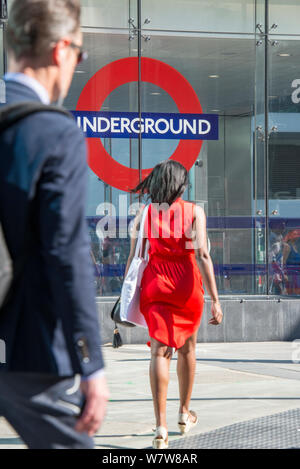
[181,199,205,215]
[179,198,195,208]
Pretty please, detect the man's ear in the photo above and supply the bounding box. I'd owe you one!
[52,39,70,66]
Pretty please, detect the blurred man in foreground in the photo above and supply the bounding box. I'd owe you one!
[0,0,108,449]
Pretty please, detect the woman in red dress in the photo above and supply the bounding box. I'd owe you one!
[125,160,223,449]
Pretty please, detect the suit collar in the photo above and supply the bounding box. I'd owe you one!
[2,80,44,105]
[4,73,50,104]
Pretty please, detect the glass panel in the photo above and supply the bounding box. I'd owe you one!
[141,0,255,33]
[269,0,300,36]
[81,0,136,29]
[255,0,266,32]
[65,30,139,296]
[141,32,259,294]
[6,0,137,29]
[254,22,267,294]
[2,1,268,298]
[268,39,300,296]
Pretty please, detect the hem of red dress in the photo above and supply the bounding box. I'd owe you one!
[146,326,200,351]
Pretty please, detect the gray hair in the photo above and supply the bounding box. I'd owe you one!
[6,0,81,60]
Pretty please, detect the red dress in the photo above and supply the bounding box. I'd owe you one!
[140,197,204,350]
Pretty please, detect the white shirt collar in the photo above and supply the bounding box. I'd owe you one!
[4,73,50,105]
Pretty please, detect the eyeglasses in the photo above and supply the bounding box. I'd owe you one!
[69,42,88,64]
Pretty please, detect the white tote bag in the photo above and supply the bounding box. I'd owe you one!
[119,205,150,328]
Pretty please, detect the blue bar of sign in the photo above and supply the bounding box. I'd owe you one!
[92,263,270,278]
[86,216,300,230]
[72,111,219,140]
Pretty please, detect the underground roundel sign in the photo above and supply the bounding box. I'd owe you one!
[75,57,218,192]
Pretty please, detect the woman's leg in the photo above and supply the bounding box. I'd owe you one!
[177,330,198,419]
[149,337,173,429]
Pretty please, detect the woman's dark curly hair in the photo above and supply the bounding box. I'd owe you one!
[131,160,188,206]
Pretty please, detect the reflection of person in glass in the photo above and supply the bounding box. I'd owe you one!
[102,236,114,263]
[125,160,223,449]
[282,229,300,295]
[269,220,285,295]
[101,236,115,295]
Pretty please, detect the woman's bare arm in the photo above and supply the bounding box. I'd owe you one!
[192,205,223,325]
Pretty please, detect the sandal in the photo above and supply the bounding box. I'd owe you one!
[178,410,198,435]
[152,426,168,449]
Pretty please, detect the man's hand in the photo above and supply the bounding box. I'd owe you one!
[209,302,223,325]
[75,374,109,437]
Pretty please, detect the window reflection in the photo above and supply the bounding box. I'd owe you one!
[88,217,131,296]
[282,229,300,296]
[269,220,286,295]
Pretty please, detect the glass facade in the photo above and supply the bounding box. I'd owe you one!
[1,0,300,297]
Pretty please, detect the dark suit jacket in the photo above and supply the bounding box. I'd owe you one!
[0,81,104,376]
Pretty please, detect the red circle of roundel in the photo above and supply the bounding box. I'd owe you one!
[76,57,203,192]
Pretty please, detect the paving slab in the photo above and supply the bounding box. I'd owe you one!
[169,407,300,449]
[0,342,300,449]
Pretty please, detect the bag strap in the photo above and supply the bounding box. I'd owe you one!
[0,102,72,133]
[134,204,150,260]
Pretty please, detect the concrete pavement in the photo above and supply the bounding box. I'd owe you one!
[1,341,300,449]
